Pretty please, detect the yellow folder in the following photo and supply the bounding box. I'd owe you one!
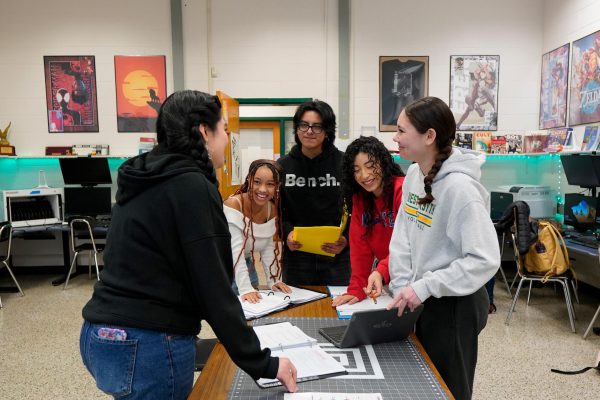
[292,211,349,258]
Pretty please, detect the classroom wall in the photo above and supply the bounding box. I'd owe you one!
[0,0,174,157]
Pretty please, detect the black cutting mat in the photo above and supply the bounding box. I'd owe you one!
[227,317,449,400]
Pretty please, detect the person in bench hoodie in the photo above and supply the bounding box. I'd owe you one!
[332,136,404,306]
[387,97,499,400]
[278,100,350,285]
[80,90,297,399]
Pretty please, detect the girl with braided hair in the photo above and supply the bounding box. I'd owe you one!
[387,97,499,400]
[332,136,404,307]
[224,159,291,304]
[81,90,297,398]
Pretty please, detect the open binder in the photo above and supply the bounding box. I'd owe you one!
[239,286,328,320]
[292,207,349,257]
[253,322,347,388]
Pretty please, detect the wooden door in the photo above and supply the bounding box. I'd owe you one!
[216,91,240,199]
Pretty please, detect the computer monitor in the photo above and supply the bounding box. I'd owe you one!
[59,157,112,186]
[563,193,598,234]
[560,154,600,188]
[64,187,112,217]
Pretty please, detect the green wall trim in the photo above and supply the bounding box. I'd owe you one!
[236,98,312,105]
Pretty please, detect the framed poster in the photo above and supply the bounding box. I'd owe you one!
[44,56,98,133]
[569,30,600,126]
[379,56,429,132]
[115,55,167,132]
[539,44,570,129]
[450,55,499,131]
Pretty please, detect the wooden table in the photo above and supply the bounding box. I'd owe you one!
[189,287,453,399]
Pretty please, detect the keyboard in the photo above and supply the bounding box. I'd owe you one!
[318,325,347,345]
[568,236,599,249]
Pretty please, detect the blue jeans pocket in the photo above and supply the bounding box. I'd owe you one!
[89,330,138,398]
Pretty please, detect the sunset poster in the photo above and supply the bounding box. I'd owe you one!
[114,55,166,132]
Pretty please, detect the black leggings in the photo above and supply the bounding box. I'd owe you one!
[416,287,489,400]
[282,248,350,286]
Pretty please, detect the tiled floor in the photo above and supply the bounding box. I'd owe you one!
[0,270,599,399]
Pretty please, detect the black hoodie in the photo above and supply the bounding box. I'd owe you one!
[278,144,347,246]
[82,145,278,380]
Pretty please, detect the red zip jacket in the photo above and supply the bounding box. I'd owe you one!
[346,176,404,300]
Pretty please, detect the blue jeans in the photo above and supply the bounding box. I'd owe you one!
[80,320,195,399]
[232,257,259,295]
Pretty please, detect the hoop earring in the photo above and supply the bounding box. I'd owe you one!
[206,145,213,161]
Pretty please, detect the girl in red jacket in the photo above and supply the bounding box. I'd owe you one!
[332,136,405,306]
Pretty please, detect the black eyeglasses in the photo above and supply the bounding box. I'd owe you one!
[297,122,324,135]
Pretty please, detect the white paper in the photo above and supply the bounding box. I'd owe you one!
[253,322,317,350]
[257,347,346,387]
[284,393,383,400]
[327,286,348,297]
[336,294,393,317]
[261,286,327,304]
[239,294,289,319]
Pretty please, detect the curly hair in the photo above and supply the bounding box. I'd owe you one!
[232,159,284,283]
[341,136,404,238]
[156,90,222,186]
[403,96,456,205]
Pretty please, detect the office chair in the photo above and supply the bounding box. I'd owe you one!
[0,221,25,307]
[505,228,577,332]
[63,216,105,290]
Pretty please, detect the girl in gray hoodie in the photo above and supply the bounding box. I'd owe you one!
[385,97,500,400]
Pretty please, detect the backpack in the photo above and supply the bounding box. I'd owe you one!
[523,220,572,281]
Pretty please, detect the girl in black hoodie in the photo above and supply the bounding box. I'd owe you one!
[80,90,297,399]
[278,100,350,285]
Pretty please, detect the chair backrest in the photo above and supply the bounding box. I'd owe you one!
[0,221,12,260]
[68,216,98,253]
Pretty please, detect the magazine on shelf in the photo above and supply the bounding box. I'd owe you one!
[506,134,523,153]
[581,126,600,151]
[545,127,572,152]
[473,131,492,153]
[523,134,548,153]
[491,134,508,154]
[454,132,473,149]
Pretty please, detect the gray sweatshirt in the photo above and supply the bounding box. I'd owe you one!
[388,148,500,302]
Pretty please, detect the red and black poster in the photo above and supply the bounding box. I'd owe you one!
[44,56,99,133]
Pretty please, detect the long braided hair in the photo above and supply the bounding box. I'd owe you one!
[232,160,284,283]
[404,97,456,205]
[156,90,221,185]
[341,136,404,238]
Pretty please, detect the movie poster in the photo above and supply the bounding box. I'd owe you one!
[44,56,98,133]
[539,44,569,129]
[114,55,166,132]
[379,56,429,132]
[450,55,499,131]
[569,30,600,126]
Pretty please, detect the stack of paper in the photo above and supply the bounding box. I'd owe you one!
[284,394,383,400]
[239,295,290,319]
[336,293,394,319]
[253,322,317,350]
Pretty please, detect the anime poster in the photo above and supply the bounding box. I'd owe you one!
[44,56,98,133]
[450,55,499,131]
[539,44,569,129]
[569,30,600,126]
[379,56,429,132]
[114,55,166,132]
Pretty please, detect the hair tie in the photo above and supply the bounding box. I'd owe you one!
[424,184,432,194]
